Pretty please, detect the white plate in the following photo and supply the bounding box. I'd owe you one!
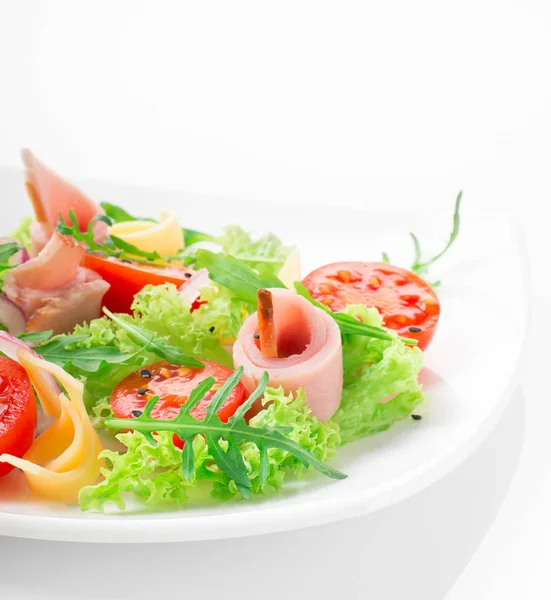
[0,167,529,543]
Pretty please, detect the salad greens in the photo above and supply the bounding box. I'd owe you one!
[56,210,185,265]
[100,201,215,247]
[335,304,424,442]
[107,369,345,493]
[9,215,33,249]
[0,240,24,287]
[382,190,462,285]
[79,385,342,510]
[40,284,232,410]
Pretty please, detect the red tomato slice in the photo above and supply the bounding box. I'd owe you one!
[82,254,194,314]
[110,360,247,448]
[0,357,37,478]
[302,261,440,350]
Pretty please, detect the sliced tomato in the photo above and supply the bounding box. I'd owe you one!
[110,360,247,448]
[0,357,37,478]
[303,261,440,350]
[82,254,194,314]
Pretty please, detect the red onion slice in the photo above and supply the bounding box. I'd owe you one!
[0,295,26,335]
[0,236,29,265]
[179,268,212,305]
[0,330,61,398]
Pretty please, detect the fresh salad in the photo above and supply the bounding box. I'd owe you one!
[0,149,461,511]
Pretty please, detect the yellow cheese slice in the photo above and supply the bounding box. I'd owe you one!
[277,247,301,289]
[110,210,184,256]
[0,350,103,503]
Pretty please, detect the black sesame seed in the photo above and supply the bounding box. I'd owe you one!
[411,414,422,420]
[121,259,132,264]
[137,388,149,396]
[140,369,152,379]
[408,326,422,333]
[184,272,192,278]
[253,333,260,339]
[132,410,143,418]
[209,326,215,333]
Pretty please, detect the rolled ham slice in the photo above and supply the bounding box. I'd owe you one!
[233,288,343,421]
[22,148,108,255]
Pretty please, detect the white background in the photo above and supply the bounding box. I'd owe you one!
[0,1,550,599]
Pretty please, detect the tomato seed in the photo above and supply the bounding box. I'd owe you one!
[394,315,408,325]
[178,367,192,377]
[337,270,351,283]
[318,283,335,294]
[160,368,171,379]
[321,297,335,307]
[211,383,222,391]
[369,276,381,288]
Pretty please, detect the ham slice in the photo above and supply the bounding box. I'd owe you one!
[233,288,343,421]
[21,148,108,255]
[12,233,85,291]
[3,233,109,335]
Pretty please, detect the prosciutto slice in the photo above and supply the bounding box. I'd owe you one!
[3,233,109,334]
[21,148,108,255]
[233,288,343,421]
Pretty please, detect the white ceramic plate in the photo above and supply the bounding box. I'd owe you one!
[0,167,528,543]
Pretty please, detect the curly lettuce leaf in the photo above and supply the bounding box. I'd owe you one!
[191,227,292,341]
[216,225,291,270]
[213,386,341,500]
[191,285,251,343]
[335,304,425,443]
[68,284,231,412]
[79,432,213,511]
[10,216,34,250]
[79,387,340,511]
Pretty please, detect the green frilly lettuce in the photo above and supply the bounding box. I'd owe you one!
[335,304,425,443]
[10,216,34,250]
[68,284,231,411]
[191,225,292,341]
[79,386,341,511]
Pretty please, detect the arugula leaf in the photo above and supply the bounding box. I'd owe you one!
[110,235,163,262]
[57,210,184,265]
[101,201,214,246]
[37,334,140,372]
[0,242,21,266]
[100,202,156,224]
[103,308,204,368]
[293,282,417,345]
[105,368,346,494]
[380,192,462,283]
[183,228,215,246]
[410,191,462,278]
[18,330,53,344]
[195,249,286,305]
[93,214,115,227]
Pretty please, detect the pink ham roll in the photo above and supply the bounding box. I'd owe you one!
[233,288,343,421]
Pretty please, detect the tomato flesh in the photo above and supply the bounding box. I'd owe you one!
[303,261,440,350]
[0,357,37,478]
[82,254,193,314]
[110,360,247,448]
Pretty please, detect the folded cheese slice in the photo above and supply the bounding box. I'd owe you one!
[0,349,103,503]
